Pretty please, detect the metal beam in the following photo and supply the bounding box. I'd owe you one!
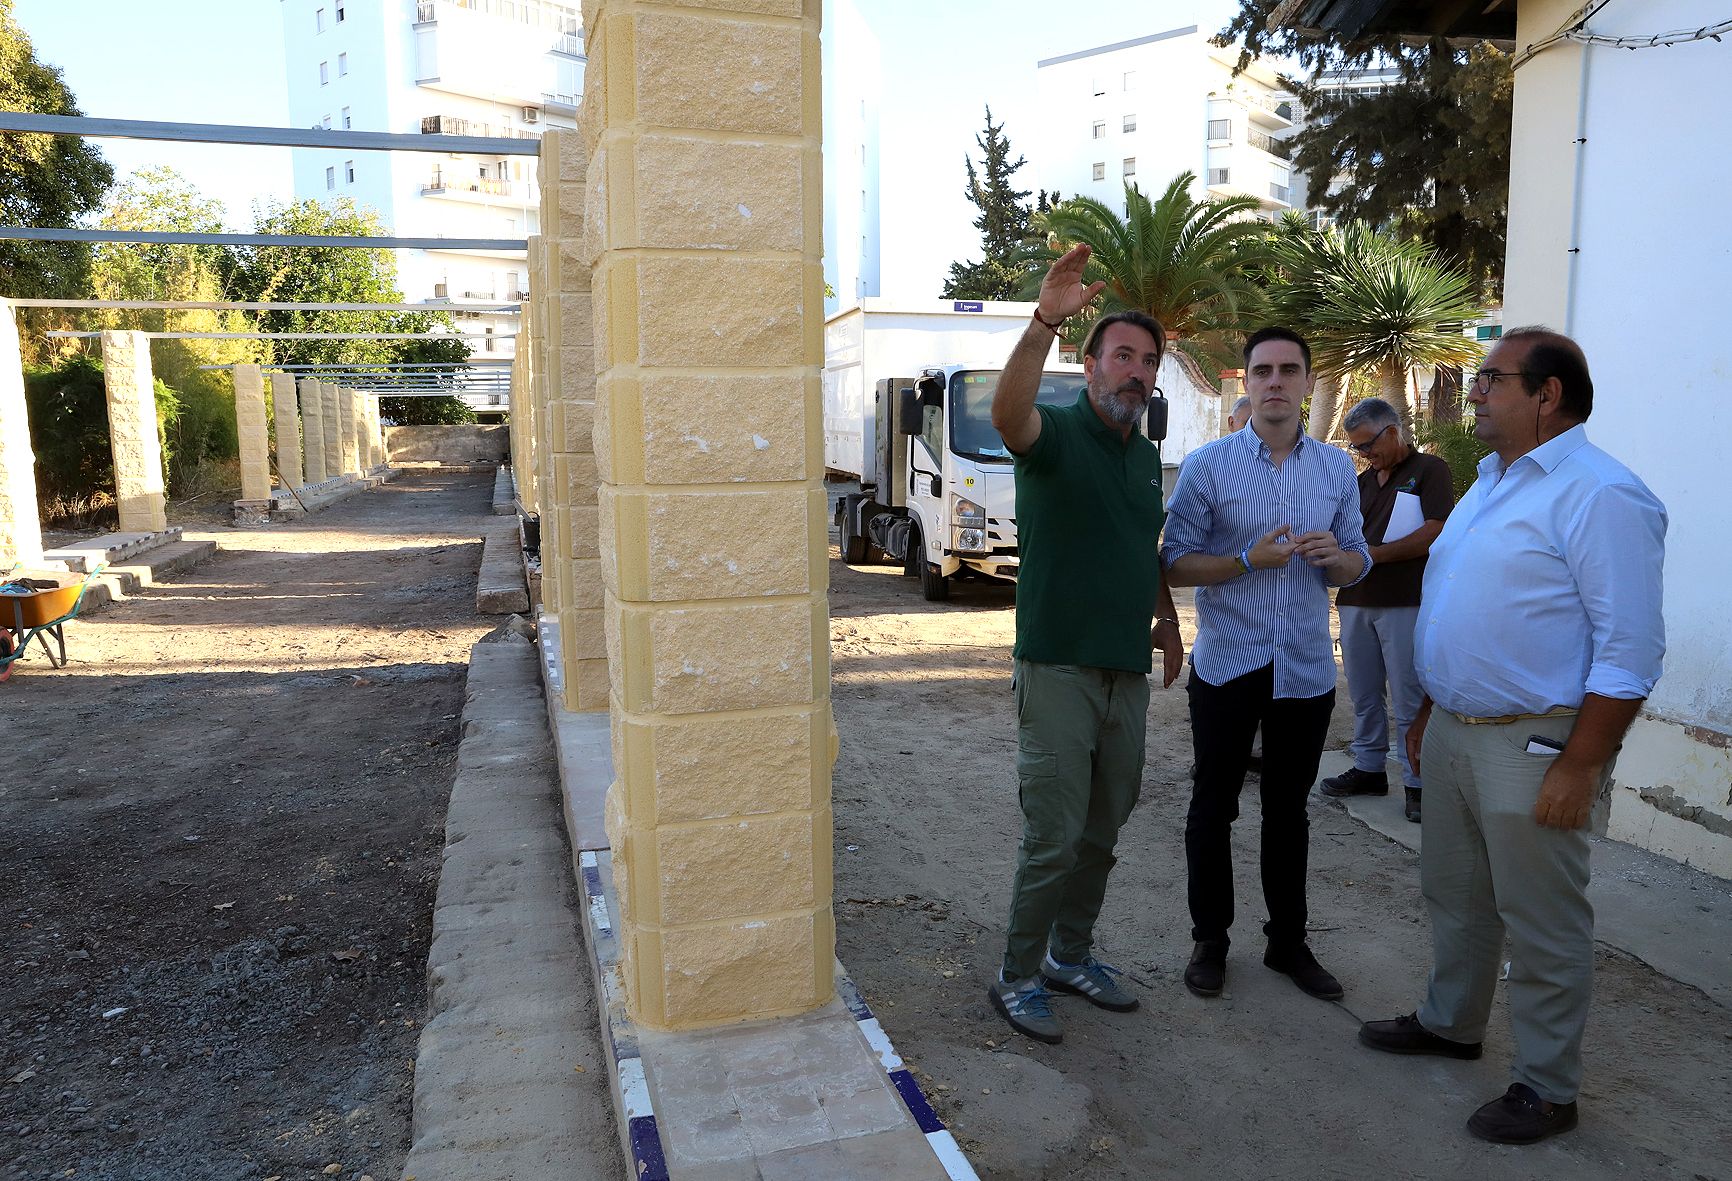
[0,111,541,156]
[47,330,514,340]
[201,361,511,370]
[5,298,520,312]
[1,226,526,251]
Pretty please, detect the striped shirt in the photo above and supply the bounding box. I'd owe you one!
[1160,425,1370,698]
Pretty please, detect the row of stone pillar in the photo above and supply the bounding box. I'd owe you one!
[0,303,390,568]
[514,0,831,1032]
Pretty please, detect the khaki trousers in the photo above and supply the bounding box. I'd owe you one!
[1416,709,1609,1103]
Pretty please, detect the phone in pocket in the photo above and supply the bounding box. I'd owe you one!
[1525,734,1565,756]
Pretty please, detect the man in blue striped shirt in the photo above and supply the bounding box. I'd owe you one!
[1160,327,1370,1001]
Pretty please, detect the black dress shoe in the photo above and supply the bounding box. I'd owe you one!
[1467,1083,1579,1144]
[1184,940,1227,998]
[1358,1012,1482,1059]
[1263,941,1343,1000]
[1319,766,1388,797]
[1404,787,1422,823]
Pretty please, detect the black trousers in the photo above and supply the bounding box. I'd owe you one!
[1185,663,1335,948]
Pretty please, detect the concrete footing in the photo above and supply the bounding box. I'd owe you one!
[491,466,516,516]
[42,528,185,573]
[476,519,531,615]
[262,467,398,522]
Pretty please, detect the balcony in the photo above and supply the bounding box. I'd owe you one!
[421,114,540,139]
[1248,128,1292,160]
[421,173,529,208]
[1269,183,1292,206]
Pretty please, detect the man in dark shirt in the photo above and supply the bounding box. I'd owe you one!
[1320,397,1455,821]
[984,243,1183,1044]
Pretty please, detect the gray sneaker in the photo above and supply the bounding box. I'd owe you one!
[988,975,1062,1043]
[1041,951,1139,1012]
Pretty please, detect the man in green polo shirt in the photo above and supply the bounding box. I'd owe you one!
[985,243,1184,1044]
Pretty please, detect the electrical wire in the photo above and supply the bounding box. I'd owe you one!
[1514,2,1732,69]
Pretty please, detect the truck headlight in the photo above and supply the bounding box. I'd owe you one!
[950,496,987,553]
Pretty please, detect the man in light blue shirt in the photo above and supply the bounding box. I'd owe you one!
[1357,328,1666,1147]
[1161,327,1370,1002]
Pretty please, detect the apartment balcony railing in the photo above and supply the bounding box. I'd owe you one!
[421,114,540,139]
[422,174,519,198]
[416,0,582,39]
[1248,128,1292,159]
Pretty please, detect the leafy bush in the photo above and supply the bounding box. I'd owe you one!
[23,355,181,505]
[1416,417,1490,498]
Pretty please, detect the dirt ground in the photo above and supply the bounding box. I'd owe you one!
[826,552,1732,1181]
[1,472,496,1181]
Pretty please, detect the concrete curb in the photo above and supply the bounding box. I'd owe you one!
[491,466,516,515]
[402,639,617,1181]
[476,520,531,615]
[270,467,400,521]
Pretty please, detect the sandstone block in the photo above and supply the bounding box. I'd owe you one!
[613,598,825,715]
[558,291,595,350]
[616,708,829,825]
[566,656,610,714]
[570,555,604,611]
[603,485,821,601]
[651,809,824,925]
[654,909,833,1027]
[607,135,806,253]
[600,371,813,486]
[632,13,809,137]
[100,330,167,533]
[625,256,805,368]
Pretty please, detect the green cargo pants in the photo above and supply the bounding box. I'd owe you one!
[1001,659,1150,981]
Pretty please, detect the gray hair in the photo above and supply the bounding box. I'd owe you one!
[1232,395,1251,415]
[1342,397,1401,435]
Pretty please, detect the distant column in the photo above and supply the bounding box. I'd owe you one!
[299,378,327,484]
[100,330,168,533]
[272,372,304,488]
[235,364,270,502]
[0,301,44,568]
[320,381,342,480]
[339,387,360,476]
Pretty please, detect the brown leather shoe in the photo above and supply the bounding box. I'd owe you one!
[1358,1012,1482,1059]
[1467,1083,1579,1144]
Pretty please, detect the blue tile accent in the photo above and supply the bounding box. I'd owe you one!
[888,1068,944,1135]
[628,1115,670,1181]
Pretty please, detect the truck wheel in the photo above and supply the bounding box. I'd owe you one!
[920,555,950,601]
[839,507,867,565]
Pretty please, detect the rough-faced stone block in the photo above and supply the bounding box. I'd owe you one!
[613,598,825,714]
[653,909,834,1028]
[617,708,829,825]
[570,555,604,611]
[601,371,813,486]
[633,12,809,137]
[100,330,167,533]
[603,485,821,601]
[269,372,303,488]
[562,604,607,661]
[558,291,595,350]
[234,365,270,502]
[652,809,823,925]
[608,135,806,253]
[630,256,805,368]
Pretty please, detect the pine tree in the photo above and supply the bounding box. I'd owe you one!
[940,108,1039,301]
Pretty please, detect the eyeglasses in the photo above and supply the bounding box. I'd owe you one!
[1349,423,1394,455]
[1470,368,1523,395]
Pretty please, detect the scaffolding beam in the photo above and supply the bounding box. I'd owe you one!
[0,111,540,156]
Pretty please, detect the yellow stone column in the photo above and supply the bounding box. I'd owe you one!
[339,387,360,476]
[587,0,833,1029]
[100,330,169,533]
[272,372,304,488]
[0,301,44,568]
[299,378,327,484]
[320,382,342,480]
[529,233,561,625]
[512,318,538,513]
[235,364,271,503]
[540,132,606,712]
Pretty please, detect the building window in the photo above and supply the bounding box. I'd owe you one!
[1123,114,1137,133]
[1123,71,1136,90]
[319,61,329,85]
[316,7,326,31]
[338,52,349,76]
[341,106,352,129]
[1208,167,1230,185]
[321,114,331,129]
[1122,157,1136,177]
[325,166,336,190]
[1475,324,1502,341]
[1092,161,1105,181]
[335,0,345,20]
[1207,118,1231,140]
[1091,75,1105,97]
[345,160,355,183]
[1091,120,1105,139]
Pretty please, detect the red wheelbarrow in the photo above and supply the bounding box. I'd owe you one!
[0,565,105,682]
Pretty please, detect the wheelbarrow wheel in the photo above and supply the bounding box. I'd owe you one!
[0,628,15,683]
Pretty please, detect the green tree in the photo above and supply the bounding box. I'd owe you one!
[227,199,473,421]
[24,356,180,514]
[1,0,115,361]
[941,107,1041,301]
[1218,3,1512,299]
[1029,173,1272,373]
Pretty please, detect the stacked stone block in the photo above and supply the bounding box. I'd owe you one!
[100,330,168,533]
[339,388,359,477]
[320,382,342,481]
[235,364,271,503]
[581,0,833,1030]
[0,302,44,568]
[299,378,327,484]
[272,372,304,488]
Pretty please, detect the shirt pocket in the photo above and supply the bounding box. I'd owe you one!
[1303,492,1341,536]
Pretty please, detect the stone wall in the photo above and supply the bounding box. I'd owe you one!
[385,425,510,466]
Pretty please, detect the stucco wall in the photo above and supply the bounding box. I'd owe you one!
[386,425,509,465]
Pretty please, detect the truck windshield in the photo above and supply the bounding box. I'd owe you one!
[948,370,1089,462]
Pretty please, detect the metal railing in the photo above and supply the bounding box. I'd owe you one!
[421,115,539,139]
[1207,168,1231,185]
[1248,128,1292,159]
[423,174,518,198]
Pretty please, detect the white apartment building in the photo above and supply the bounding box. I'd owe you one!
[280,0,585,407]
[821,0,882,315]
[1032,25,1300,218]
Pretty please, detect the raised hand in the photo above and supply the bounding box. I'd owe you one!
[1038,243,1107,325]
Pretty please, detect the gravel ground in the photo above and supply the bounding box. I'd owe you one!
[1,472,496,1181]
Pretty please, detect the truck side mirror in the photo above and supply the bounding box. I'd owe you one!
[1145,391,1169,442]
[898,386,921,434]
[919,377,943,408]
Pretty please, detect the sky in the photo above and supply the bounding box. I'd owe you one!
[11,0,1252,297]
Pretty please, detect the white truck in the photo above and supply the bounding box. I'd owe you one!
[823,298,1168,600]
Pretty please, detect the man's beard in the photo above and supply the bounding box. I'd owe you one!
[1091,379,1149,428]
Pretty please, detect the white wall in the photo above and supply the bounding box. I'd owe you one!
[1506,0,1732,874]
[822,0,882,314]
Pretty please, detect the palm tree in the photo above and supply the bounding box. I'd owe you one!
[1307,225,1484,428]
[1026,172,1272,373]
